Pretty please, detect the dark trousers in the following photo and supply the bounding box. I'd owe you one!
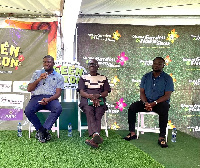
[82,105,105,136]
[24,95,62,131]
[128,100,169,138]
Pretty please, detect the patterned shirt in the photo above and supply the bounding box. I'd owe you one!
[140,71,174,103]
[29,69,64,96]
[77,74,111,107]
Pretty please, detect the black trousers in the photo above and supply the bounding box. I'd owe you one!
[128,100,169,138]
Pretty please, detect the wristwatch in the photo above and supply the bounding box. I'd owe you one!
[99,93,102,97]
[154,101,158,104]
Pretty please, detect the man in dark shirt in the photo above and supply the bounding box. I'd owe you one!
[77,59,111,148]
[124,57,174,148]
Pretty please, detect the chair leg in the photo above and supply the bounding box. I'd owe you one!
[78,108,82,137]
[165,126,168,142]
[141,114,144,134]
[29,123,31,138]
[104,112,108,137]
[137,113,140,139]
[57,117,59,138]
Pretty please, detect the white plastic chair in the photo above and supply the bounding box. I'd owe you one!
[29,110,60,138]
[77,94,108,137]
[137,112,168,142]
[28,97,61,138]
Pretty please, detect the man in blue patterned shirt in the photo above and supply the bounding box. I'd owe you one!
[25,55,64,143]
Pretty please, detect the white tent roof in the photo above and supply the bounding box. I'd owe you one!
[79,0,200,16]
[78,0,200,25]
[0,0,64,18]
[1,0,200,18]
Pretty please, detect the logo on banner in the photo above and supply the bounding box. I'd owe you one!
[181,104,200,112]
[132,29,179,46]
[0,94,24,120]
[183,57,200,66]
[88,30,121,42]
[191,34,200,41]
[0,41,25,72]
[0,108,23,120]
[54,61,87,89]
[188,79,200,86]
[0,81,12,92]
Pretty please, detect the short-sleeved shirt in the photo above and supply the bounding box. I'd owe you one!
[77,74,111,108]
[140,71,174,103]
[29,69,64,96]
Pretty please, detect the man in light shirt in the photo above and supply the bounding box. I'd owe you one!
[25,55,64,143]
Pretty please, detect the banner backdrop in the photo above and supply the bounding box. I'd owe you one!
[77,23,200,138]
[0,19,58,129]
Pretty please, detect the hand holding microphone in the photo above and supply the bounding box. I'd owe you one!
[39,71,48,85]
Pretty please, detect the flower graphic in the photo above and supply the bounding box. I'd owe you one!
[112,30,121,41]
[115,98,127,111]
[116,52,129,66]
[165,55,172,66]
[111,122,120,130]
[111,76,120,85]
[168,120,176,129]
[15,66,18,70]
[18,55,25,62]
[170,73,176,82]
[166,29,179,43]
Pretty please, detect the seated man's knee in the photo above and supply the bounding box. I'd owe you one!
[158,102,170,111]
[128,102,137,112]
[24,106,33,118]
[96,110,105,119]
[51,105,62,115]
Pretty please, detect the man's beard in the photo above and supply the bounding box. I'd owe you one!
[153,69,162,72]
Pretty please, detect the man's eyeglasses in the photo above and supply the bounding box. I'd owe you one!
[88,63,98,66]
[43,61,53,64]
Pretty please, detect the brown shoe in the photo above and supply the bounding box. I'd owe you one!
[93,134,103,144]
[85,139,99,148]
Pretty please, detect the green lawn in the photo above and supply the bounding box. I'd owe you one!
[116,130,200,168]
[0,130,164,168]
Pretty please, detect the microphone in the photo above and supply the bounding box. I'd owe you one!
[41,69,48,85]
[43,78,46,85]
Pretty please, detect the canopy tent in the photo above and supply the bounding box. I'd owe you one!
[78,0,200,25]
[79,0,200,15]
[0,0,64,18]
[0,0,200,25]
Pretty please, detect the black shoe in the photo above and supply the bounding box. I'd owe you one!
[35,131,46,143]
[45,130,51,141]
[158,139,168,148]
[123,133,137,141]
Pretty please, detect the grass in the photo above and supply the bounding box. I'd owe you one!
[116,130,200,168]
[0,130,164,168]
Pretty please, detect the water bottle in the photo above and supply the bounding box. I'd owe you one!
[68,123,72,137]
[171,127,177,142]
[17,122,22,137]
